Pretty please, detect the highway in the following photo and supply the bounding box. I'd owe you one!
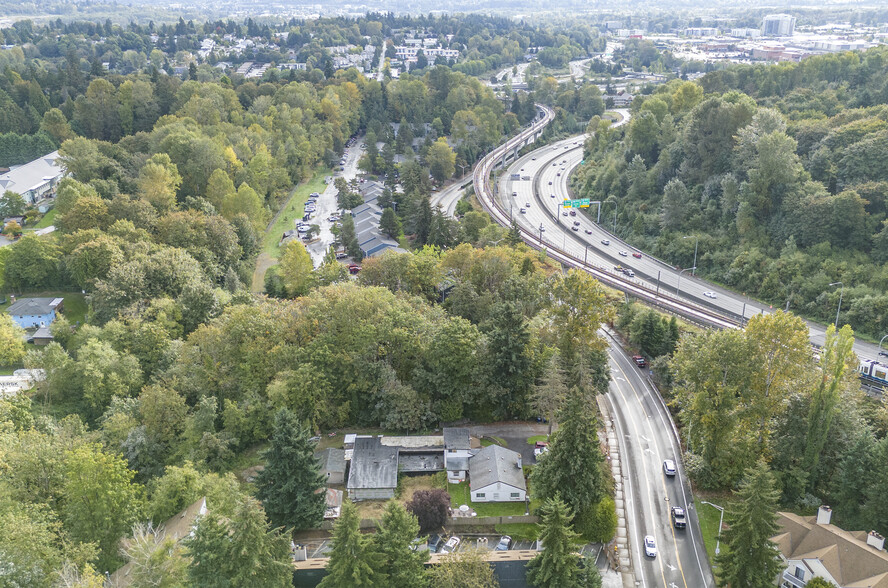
[605,330,714,588]
[493,112,882,362]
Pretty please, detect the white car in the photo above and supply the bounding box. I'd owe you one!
[441,536,460,554]
[519,208,526,214]
[619,250,628,257]
[601,239,610,246]
[663,459,676,476]
[703,291,718,299]
[562,211,568,216]
[644,535,657,558]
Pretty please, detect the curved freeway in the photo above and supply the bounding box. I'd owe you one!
[496,120,881,361]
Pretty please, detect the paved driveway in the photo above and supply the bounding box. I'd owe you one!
[467,423,551,463]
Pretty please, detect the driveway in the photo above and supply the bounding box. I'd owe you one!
[467,423,551,464]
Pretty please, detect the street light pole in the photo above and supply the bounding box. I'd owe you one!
[701,501,725,556]
[676,267,696,296]
[829,282,844,328]
[584,244,591,265]
[683,236,698,276]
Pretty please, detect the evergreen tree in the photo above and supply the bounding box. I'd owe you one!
[486,302,532,416]
[530,388,607,537]
[373,501,428,588]
[526,498,582,588]
[186,497,293,588]
[319,500,384,588]
[507,219,522,246]
[255,408,326,531]
[715,460,783,588]
[380,206,402,239]
[414,196,433,245]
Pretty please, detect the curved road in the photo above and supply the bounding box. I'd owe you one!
[497,115,882,362]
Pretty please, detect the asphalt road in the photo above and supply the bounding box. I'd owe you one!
[500,114,883,362]
[604,331,714,588]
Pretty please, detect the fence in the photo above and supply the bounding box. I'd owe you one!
[319,514,538,531]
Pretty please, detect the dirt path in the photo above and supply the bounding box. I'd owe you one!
[251,252,276,293]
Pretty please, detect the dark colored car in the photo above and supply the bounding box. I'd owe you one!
[428,534,443,553]
[671,506,687,529]
[632,355,646,368]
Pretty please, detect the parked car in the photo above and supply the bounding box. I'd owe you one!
[644,535,657,558]
[410,537,430,552]
[440,536,461,554]
[671,507,687,529]
[632,252,642,259]
[428,534,443,553]
[348,264,362,275]
[601,239,610,245]
[663,459,676,476]
[495,536,513,551]
[632,355,646,368]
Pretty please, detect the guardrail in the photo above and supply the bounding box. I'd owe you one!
[472,105,740,331]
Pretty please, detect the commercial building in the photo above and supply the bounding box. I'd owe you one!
[763,14,796,37]
[0,151,65,211]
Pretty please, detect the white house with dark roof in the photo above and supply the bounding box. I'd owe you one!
[443,427,471,483]
[0,151,65,211]
[468,445,526,503]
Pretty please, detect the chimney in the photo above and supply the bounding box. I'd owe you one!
[517,455,522,468]
[817,505,832,525]
[867,531,885,551]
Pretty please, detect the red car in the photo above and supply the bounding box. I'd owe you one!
[632,355,646,368]
[348,264,362,274]
[632,252,642,259]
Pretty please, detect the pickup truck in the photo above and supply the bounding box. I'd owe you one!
[632,355,646,368]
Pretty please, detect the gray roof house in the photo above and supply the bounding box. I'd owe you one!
[469,445,527,503]
[0,151,64,211]
[315,448,347,485]
[444,428,471,483]
[347,437,399,501]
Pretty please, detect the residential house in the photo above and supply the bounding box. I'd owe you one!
[30,325,54,345]
[346,437,398,500]
[6,297,63,328]
[604,90,634,107]
[443,427,471,483]
[315,448,347,485]
[468,445,527,503]
[0,151,65,211]
[107,497,208,587]
[352,182,407,258]
[772,505,888,587]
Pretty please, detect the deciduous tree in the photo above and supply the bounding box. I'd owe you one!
[405,489,451,534]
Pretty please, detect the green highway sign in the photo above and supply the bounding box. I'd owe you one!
[562,198,591,208]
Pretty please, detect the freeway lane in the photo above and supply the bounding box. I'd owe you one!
[501,117,883,362]
[604,331,714,588]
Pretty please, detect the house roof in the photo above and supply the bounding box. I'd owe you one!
[7,297,62,316]
[774,512,888,587]
[32,326,53,340]
[469,445,526,492]
[0,151,63,195]
[443,427,471,450]
[315,448,347,474]
[446,456,469,471]
[346,437,398,490]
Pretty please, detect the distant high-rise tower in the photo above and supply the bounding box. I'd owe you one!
[762,14,796,37]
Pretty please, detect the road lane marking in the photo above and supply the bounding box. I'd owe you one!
[609,364,668,587]
[610,351,690,588]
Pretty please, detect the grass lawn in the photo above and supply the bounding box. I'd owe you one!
[527,435,548,445]
[480,435,506,447]
[33,208,56,229]
[694,496,734,573]
[261,168,331,259]
[495,522,539,541]
[447,481,527,517]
